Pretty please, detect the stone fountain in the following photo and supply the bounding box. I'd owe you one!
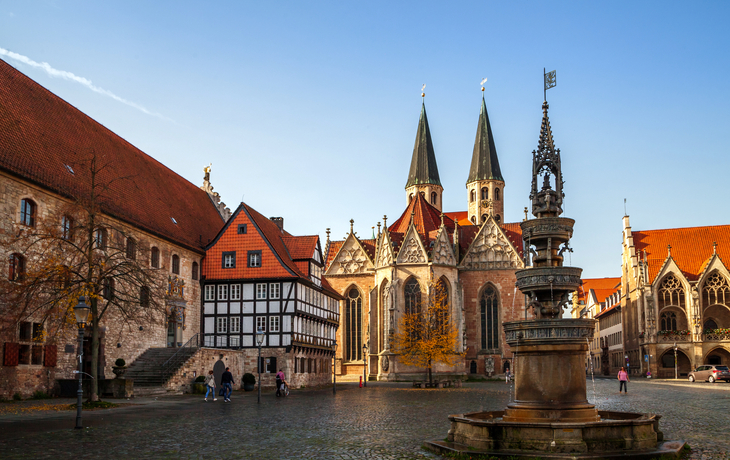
[425,101,685,458]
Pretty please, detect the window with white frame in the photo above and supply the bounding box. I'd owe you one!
[204,335,214,347]
[216,336,227,347]
[270,283,280,299]
[218,284,228,301]
[230,336,240,347]
[204,285,215,301]
[230,317,240,333]
[256,284,267,300]
[270,316,280,332]
[217,317,227,333]
[256,316,266,332]
[230,284,241,300]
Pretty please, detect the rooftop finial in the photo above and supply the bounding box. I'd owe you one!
[440,212,445,227]
[326,228,330,243]
[667,244,672,257]
[383,215,388,228]
[713,241,717,254]
[421,83,426,98]
[480,77,487,93]
[350,219,354,234]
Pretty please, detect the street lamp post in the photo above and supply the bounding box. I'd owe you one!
[362,342,368,388]
[673,342,678,380]
[332,340,338,394]
[256,327,264,404]
[73,297,90,430]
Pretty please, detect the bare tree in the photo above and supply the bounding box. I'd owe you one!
[0,153,167,401]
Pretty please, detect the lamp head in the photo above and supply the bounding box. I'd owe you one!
[73,296,90,327]
[256,327,265,346]
[332,339,338,352]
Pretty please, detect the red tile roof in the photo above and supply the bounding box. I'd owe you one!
[578,277,621,303]
[203,202,340,298]
[595,301,621,319]
[324,195,524,269]
[632,225,730,282]
[0,59,223,252]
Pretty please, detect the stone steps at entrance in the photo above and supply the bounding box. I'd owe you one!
[133,386,183,397]
[126,347,198,388]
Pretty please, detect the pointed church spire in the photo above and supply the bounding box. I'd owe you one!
[466,94,505,225]
[405,102,443,210]
[406,102,441,188]
[467,97,503,183]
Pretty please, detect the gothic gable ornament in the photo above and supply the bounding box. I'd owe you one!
[326,233,374,275]
[432,227,456,266]
[461,216,524,270]
[396,224,427,265]
[376,231,394,267]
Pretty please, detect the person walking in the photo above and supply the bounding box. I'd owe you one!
[617,367,629,393]
[204,370,217,401]
[221,367,235,402]
[505,368,511,384]
[275,369,287,397]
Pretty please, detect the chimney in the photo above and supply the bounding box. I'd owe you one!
[270,217,284,232]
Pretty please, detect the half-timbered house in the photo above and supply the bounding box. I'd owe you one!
[201,202,341,388]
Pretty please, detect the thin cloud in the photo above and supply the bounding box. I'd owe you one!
[0,47,170,121]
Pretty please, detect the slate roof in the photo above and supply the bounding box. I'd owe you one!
[204,202,341,298]
[467,97,503,183]
[632,225,730,282]
[405,102,441,188]
[0,58,224,252]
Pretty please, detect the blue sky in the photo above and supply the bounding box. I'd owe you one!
[2,1,729,279]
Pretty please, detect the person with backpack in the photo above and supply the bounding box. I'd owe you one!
[204,370,217,401]
[221,367,235,402]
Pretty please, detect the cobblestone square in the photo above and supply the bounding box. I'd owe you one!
[0,378,728,459]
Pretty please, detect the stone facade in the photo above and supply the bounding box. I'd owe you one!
[0,171,205,399]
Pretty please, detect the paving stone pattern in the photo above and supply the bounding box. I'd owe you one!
[0,378,728,459]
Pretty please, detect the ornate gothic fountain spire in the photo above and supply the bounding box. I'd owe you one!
[529,101,564,218]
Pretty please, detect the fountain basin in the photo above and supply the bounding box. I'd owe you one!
[515,266,583,293]
[424,410,686,458]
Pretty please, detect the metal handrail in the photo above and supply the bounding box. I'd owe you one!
[161,333,199,376]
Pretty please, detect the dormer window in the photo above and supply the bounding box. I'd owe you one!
[310,261,322,287]
[248,251,261,268]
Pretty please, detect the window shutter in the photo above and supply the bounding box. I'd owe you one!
[44,345,58,367]
[4,343,19,366]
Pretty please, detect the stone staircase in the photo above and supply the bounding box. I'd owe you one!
[125,346,198,389]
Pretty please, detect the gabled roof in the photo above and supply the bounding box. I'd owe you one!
[578,277,621,304]
[632,225,730,282]
[389,193,454,236]
[467,97,503,183]
[203,202,341,298]
[405,102,441,188]
[0,58,224,252]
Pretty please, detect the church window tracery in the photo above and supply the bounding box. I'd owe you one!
[480,285,499,350]
[404,278,421,315]
[658,274,685,309]
[660,312,677,331]
[345,288,362,362]
[702,272,729,307]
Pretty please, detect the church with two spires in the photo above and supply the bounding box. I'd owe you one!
[323,95,543,380]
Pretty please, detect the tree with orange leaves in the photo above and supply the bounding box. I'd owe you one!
[391,279,464,383]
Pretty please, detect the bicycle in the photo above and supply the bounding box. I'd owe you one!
[276,381,289,397]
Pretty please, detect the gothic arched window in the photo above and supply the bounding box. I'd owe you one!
[431,192,437,205]
[345,288,362,362]
[481,187,488,200]
[480,285,499,350]
[409,193,414,203]
[470,216,476,224]
[404,278,421,315]
[481,214,487,223]
[470,190,475,202]
[660,312,677,331]
[702,272,729,307]
[659,275,685,309]
[172,254,180,275]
